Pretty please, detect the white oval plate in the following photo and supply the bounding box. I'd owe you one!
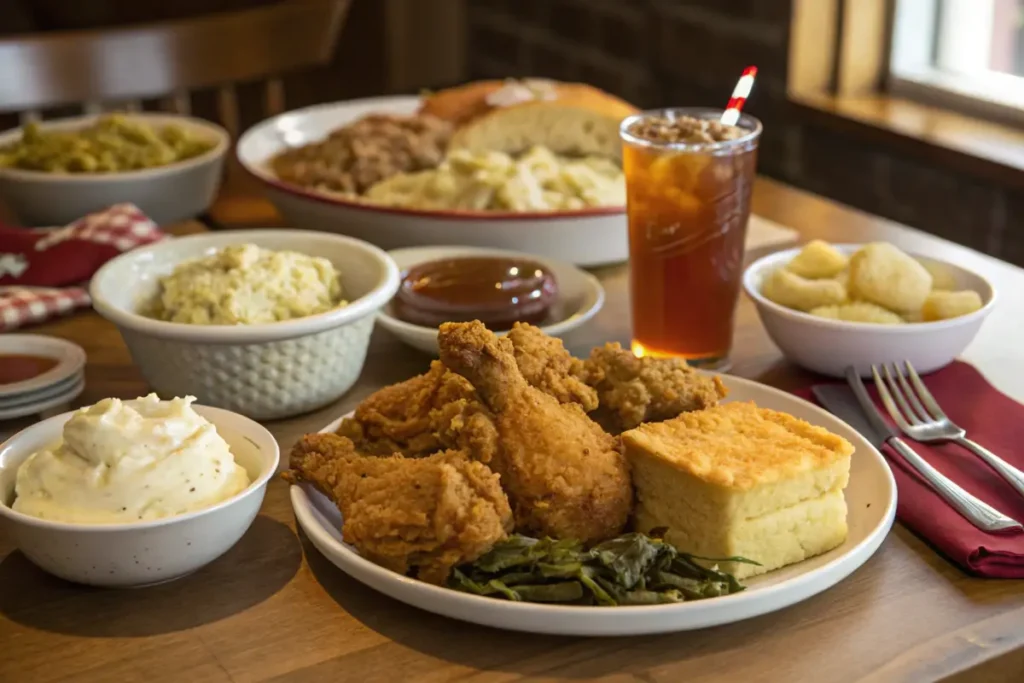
[376,246,605,355]
[0,335,86,398]
[290,374,897,636]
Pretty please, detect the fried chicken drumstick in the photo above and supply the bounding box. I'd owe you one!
[284,433,513,584]
[438,321,632,544]
[338,323,597,459]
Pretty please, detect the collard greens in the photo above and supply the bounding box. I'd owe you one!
[449,532,757,606]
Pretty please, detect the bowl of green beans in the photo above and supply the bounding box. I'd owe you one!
[0,113,228,226]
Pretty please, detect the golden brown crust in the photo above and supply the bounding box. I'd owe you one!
[506,322,597,411]
[336,361,490,459]
[338,325,595,461]
[420,80,638,129]
[438,321,633,543]
[419,80,510,125]
[284,433,512,584]
[582,342,728,433]
[622,402,854,490]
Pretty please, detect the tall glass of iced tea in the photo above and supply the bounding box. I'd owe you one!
[620,108,761,369]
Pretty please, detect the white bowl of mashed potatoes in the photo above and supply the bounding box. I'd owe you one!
[0,395,279,587]
[90,229,400,420]
[743,242,996,377]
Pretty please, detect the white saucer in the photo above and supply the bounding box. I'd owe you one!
[0,371,84,410]
[0,376,85,421]
[0,335,87,398]
[377,246,605,355]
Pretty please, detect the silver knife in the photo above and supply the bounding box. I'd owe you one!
[812,369,1022,533]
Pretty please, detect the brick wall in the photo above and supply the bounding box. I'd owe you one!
[465,0,1024,266]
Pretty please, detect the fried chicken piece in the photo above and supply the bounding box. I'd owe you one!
[506,323,598,411]
[337,360,500,461]
[438,322,632,543]
[339,324,593,460]
[582,343,729,434]
[284,433,512,584]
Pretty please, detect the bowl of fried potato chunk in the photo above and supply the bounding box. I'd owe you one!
[0,113,227,226]
[743,241,995,377]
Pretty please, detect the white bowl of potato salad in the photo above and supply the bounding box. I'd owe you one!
[90,229,400,420]
[743,241,996,377]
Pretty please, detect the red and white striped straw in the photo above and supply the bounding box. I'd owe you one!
[721,66,758,126]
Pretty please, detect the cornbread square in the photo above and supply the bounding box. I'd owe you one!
[622,402,853,578]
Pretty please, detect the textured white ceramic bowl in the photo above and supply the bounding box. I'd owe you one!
[90,229,400,420]
[0,113,229,226]
[743,244,997,377]
[236,96,629,267]
[377,245,605,355]
[0,404,279,587]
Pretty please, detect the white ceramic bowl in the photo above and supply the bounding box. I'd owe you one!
[743,244,997,377]
[90,229,400,420]
[0,404,279,587]
[0,113,228,226]
[236,96,629,267]
[377,245,605,355]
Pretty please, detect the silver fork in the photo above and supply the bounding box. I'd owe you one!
[873,361,1024,500]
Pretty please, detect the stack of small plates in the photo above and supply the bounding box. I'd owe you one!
[0,335,87,422]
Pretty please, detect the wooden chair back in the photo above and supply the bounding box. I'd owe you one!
[0,0,351,137]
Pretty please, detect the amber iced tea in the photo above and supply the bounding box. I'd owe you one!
[620,109,761,368]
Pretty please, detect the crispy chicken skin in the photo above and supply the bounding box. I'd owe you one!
[582,343,729,434]
[336,360,498,460]
[438,322,632,543]
[338,323,595,459]
[284,433,512,584]
[506,323,598,411]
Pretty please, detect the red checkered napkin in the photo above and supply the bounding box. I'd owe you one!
[0,204,164,330]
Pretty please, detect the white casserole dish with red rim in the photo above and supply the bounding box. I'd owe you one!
[236,96,629,267]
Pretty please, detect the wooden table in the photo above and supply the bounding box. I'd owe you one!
[3,178,1024,683]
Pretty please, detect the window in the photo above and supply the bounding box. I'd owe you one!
[890,0,1024,122]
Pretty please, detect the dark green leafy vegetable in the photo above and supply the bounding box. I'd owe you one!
[448,532,759,606]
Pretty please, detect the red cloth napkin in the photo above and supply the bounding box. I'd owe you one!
[797,361,1024,578]
[0,204,163,330]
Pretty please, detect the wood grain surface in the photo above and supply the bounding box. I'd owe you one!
[2,178,1023,683]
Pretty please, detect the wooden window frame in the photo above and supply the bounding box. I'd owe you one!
[788,0,1024,185]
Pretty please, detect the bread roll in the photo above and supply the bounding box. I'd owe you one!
[809,302,904,324]
[421,79,638,161]
[918,259,959,291]
[762,268,847,312]
[848,243,932,313]
[786,240,849,279]
[921,290,983,321]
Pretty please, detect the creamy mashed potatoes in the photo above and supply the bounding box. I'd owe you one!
[148,244,346,325]
[14,394,250,524]
[364,146,625,211]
